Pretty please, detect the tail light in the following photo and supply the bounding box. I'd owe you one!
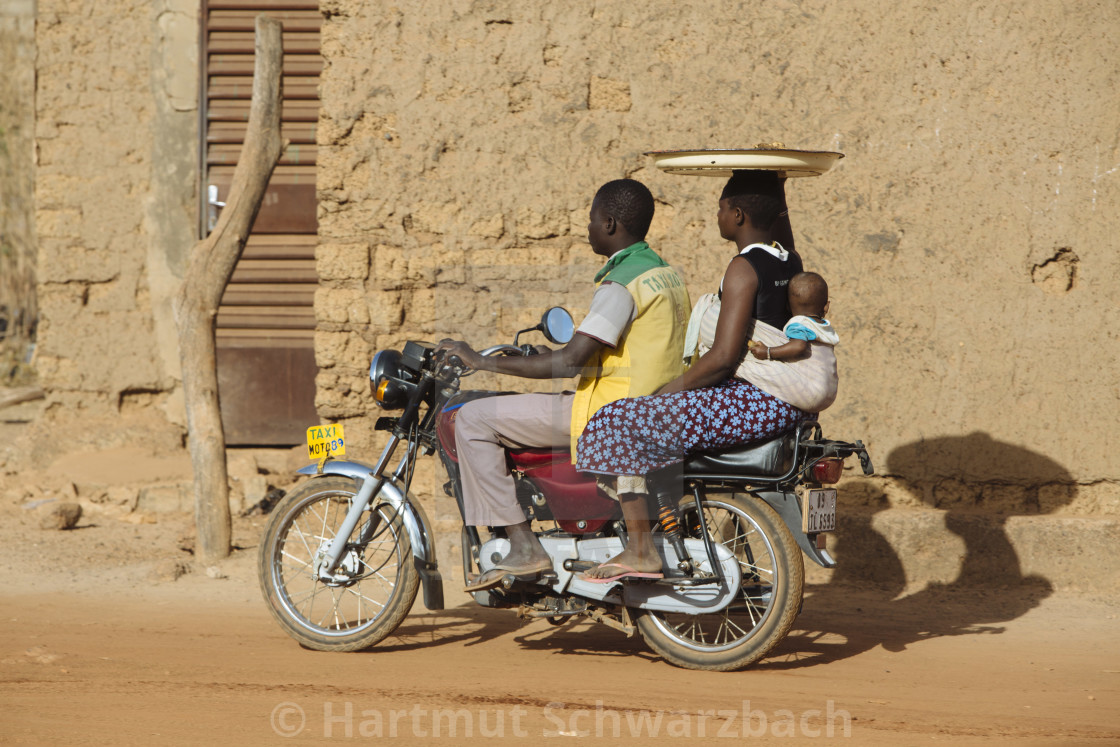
[810,458,844,484]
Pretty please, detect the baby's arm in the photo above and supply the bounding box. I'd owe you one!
[749,338,809,361]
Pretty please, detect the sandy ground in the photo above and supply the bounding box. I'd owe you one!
[1,497,1119,746]
[0,399,1117,745]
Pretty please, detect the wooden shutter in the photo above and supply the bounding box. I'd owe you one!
[201,0,321,445]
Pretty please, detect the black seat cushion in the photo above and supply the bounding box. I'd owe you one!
[684,430,796,477]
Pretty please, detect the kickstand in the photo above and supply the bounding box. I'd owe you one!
[588,605,636,637]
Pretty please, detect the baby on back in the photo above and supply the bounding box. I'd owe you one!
[742,271,839,413]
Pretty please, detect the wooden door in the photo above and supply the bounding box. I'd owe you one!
[200,0,321,445]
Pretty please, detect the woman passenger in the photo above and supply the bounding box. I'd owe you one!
[576,170,810,581]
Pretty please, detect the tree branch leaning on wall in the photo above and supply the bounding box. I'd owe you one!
[175,16,285,563]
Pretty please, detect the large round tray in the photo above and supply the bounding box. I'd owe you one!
[646,148,844,178]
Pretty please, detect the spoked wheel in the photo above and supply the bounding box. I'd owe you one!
[637,493,803,671]
[258,476,419,651]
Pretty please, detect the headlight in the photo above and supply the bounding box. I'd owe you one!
[368,350,410,410]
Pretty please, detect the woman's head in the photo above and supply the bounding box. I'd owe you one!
[717,171,785,240]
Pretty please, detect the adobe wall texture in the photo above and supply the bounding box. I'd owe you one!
[31,0,198,455]
[314,0,1120,586]
[13,1,1118,593]
[0,0,37,375]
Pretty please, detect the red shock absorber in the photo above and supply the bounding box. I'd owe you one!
[658,501,681,536]
[654,490,692,572]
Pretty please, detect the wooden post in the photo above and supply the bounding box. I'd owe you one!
[175,16,285,563]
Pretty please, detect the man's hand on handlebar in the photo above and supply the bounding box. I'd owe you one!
[436,339,486,372]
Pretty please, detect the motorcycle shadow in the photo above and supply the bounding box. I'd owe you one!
[759,432,1069,671]
[759,576,1053,671]
[358,603,652,661]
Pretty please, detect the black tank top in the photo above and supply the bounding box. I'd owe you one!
[723,243,802,329]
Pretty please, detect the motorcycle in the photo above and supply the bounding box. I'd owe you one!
[258,308,873,671]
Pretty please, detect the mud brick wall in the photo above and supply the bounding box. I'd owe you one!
[32,0,198,449]
[315,0,1120,528]
[0,0,37,368]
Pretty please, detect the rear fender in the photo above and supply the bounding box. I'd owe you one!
[755,490,836,569]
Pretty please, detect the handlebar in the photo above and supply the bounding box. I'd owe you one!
[439,343,529,377]
[809,438,874,475]
[478,344,525,357]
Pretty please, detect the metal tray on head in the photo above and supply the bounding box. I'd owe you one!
[645,147,844,178]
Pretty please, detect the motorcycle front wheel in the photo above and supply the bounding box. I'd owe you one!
[258,476,420,651]
[637,492,804,671]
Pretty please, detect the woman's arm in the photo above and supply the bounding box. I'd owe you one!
[658,258,758,394]
[772,177,795,255]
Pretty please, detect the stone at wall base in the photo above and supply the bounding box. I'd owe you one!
[38,501,82,530]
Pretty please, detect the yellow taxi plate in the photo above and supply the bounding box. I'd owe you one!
[306,423,346,460]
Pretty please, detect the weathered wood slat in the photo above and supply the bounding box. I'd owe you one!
[207,9,321,32]
[220,283,316,306]
[208,53,322,76]
[208,0,318,10]
[208,143,317,166]
[208,121,317,144]
[229,258,317,283]
[209,164,315,181]
[209,75,319,100]
[208,98,318,122]
[241,234,316,259]
[216,328,316,342]
[217,306,316,329]
[208,30,320,54]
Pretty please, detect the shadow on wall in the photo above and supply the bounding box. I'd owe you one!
[765,433,1074,669]
[831,431,1076,594]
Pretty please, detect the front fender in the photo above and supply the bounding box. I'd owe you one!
[297,460,444,609]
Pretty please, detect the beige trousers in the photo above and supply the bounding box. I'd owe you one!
[454,392,574,527]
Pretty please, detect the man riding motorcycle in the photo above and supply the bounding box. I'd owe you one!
[437,178,691,593]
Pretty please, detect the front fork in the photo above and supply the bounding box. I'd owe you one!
[315,434,407,580]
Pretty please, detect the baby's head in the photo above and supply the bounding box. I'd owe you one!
[788,272,829,318]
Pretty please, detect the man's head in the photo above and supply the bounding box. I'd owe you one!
[588,179,655,256]
[717,170,785,239]
[788,271,829,318]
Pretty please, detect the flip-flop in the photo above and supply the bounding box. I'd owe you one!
[463,568,506,593]
[463,559,554,593]
[581,563,664,584]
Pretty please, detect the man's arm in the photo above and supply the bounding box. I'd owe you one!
[437,280,632,380]
[437,334,603,379]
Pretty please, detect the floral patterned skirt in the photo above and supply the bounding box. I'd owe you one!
[575,378,808,476]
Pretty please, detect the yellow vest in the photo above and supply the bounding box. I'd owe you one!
[570,245,691,455]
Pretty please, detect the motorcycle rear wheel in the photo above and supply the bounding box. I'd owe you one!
[636,493,804,671]
[258,476,419,651]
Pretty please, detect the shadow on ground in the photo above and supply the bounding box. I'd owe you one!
[761,432,1073,669]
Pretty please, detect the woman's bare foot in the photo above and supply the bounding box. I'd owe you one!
[584,546,663,580]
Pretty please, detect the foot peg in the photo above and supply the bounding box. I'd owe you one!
[500,571,558,590]
[561,559,596,573]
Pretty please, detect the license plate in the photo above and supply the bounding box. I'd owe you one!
[802,488,837,533]
[306,423,346,460]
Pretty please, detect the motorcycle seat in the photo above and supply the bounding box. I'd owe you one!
[684,430,796,478]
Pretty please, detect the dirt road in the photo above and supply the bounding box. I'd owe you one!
[1,509,1117,745]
